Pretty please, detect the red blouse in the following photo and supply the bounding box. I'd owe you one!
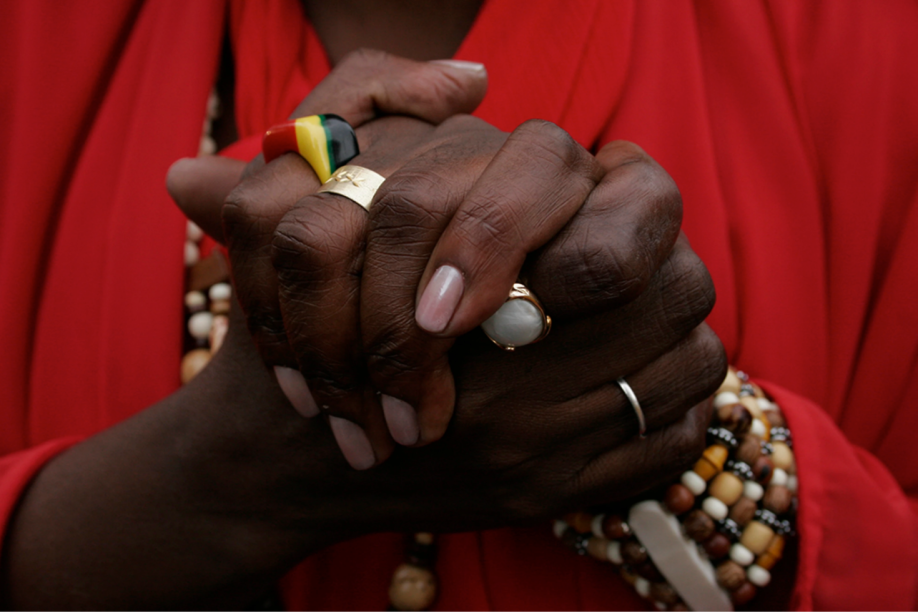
[2,0,917,609]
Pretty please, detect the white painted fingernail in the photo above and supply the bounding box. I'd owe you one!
[329,416,376,470]
[381,395,420,446]
[416,265,464,333]
[430,59,486,74]
[273,366,320,418]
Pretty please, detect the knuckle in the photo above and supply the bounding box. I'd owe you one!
[452,195,521,254]
[338,47,389,70]
[512,119,583,172]
[688,326,728,399]
[271,206,362,275]
[371,171,441,232]
[365,332,425,384]
[659,247,717,328]
[665,417,708,475]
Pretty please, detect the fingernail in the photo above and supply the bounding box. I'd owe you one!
[329,416,376,470]
[274,366,320,418]
[381,395,420,446]
[416,265,464,333]
[430,59,486,74]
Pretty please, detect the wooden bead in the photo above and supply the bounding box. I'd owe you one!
[709,472,744,505]
[730,581,757,605]
[702,532,732,560]
[716,561,746,591]
[740,520,775,555]
[650,582,680,606]
[728,496,758,526]
[735,434,762,466]
[414,532,435,545]
[563,511,593,534]
[693,444,728,481]
[180,348,211,384]
[684,509,715,542]
[587,536,610,561]
[621,540,648,565]
[738,395,762,418]
[755,535,785,571]
[762,408,785,428]
[764,484,793,514]
[209,298,232,315]
[718,369,742,394]
[635,560,663,582]
[389,563,437,611]
[752,455,774,485]
[601,514,631,539]
[771,441,795,470]
[718,403,752,434]
[664,483,695,514]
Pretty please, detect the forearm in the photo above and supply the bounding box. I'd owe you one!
[0,323,351,610]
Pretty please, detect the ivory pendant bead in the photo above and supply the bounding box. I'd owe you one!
[180,348,211,384]
[701,496,728,521]
[719,369,742,394]
[709,472,744,505]
[747,564,771,587]
[771,441,794,470]
[743,480,764,501]
[664,483,695,515]
[740,521,775,555]
[716,561,746,591]
[729,496,758,526]
[681,471,707,496]
[714,391,739,408]
[606,540,623,564]
[389,563,436,611]
[587,536,610,561]
[730,543,755,566]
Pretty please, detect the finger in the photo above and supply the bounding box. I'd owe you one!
[414,119,604,338]
[525,140,683,319]
[166,156,246,243]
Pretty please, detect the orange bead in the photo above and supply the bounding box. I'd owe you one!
[693,444,728,481]
[755,534,786,570]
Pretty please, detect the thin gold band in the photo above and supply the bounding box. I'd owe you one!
[316,165,386,211]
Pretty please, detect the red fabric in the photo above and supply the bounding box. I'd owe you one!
[2,0,918,609]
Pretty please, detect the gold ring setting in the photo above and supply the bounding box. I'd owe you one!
[316,165,386,211]
[481,283,552,351]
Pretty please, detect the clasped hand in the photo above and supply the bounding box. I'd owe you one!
[169,49,725,527]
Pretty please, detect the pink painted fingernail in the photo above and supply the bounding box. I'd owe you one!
[329,416,376,470]
[381,395,420,446]
[430,59,486,74]
[274,366,320,418]
[416,265,463,333]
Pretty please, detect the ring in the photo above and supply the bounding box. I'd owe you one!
[615,377,647,438]
[316,165,386,211]
[262,114,359,182]
[480,283,552,351]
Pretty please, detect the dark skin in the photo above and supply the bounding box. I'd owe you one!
[0,6,745,610]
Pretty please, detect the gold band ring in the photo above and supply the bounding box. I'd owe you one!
[316,165,386,211]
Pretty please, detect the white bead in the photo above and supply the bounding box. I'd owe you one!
[771,468,789,487]
[184,290,206,311]
[730,543,754,566]
[184,241,200,266]
[591,514,606,538]
[743,480,764,501]
[552,520,568,539]
[757,397,777,411]
[634,577,651,598]
[480,298,545,347]
[681,471,706,496]
[188,311,214,340]
[750,418,767,438]
[747,564,772,587]
[787,474,798,493]
[713,391,739,408]
[209,282,232,301]
[186,220,204,242]
[606,540,623,564]
[653,601,667,611]
[701,496,728,520]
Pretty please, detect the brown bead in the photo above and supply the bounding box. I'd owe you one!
[718,369,742,394]
[209,297,231,315]
[752,455,774,485]
[729,496,758,526]
[741,520,775,555]
[670,603,689,612]
[763,484,793,514]
[771,441,794,471]
[664,483,695,515]
[715,561,746,591]
[762,408,785,428]
[635,560,664,582]
[563,511,593,534]
[694,444,728,481]
[702,532,732,560]
[601,514,630,539]
[180,348,211,384]
[736,435,762,465]
[389,563,437,611]
[650,582,680,606]
[684,509,715,542]
[731,581,757,605]
[621,540,648,565]
[587,536,610,561]
[709,472,744,505]
[414,532,435,546]
[718,403,753,434]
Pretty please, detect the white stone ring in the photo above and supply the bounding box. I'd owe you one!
[480,282,552,351]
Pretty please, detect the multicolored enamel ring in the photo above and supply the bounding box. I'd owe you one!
[262,114,359,182]
[480,283,552,351]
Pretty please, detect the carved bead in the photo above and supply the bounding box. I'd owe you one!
[716,561,746,591]
[650,582,680,606]
[771,441,794,470]
[693,444,728,481]
[736,435,762,465]
[764,484,793,514]
[729,497,758,526]
[741,520,775,555]
[752,455,774,485]
[709,472,744,505]
[601,514,631,539]
[718,403,753,434]
[664,483,695,515]
[621,540,648,565]
[563,511,593,534]
[702,532,732,560]
[684,510,715,542]
[180,348,211,383]
[731,581,757,605]
[389,564,437,611]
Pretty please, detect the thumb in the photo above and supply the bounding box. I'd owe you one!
[166,156,246,244]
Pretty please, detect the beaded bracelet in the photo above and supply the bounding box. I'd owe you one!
[552,369,796,611]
